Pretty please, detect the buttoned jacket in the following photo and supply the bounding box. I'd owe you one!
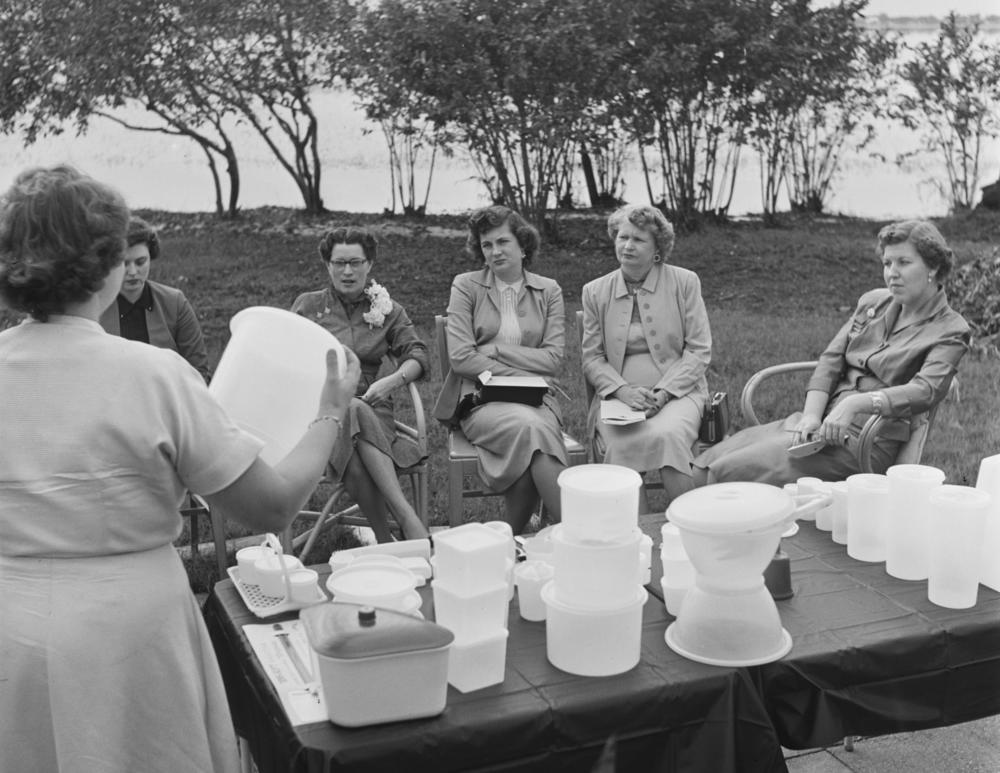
[581,263,711,403]
[807,287,970,436]
[99,280,210,381]
[432,267,564,423]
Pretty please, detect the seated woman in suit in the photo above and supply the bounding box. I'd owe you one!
[581,204,711,508]
[99,216,210,380]
[434,205,567,534]
[292,226,429,542]
[693,219,970,485]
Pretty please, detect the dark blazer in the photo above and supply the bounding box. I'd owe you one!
[433,267,564,424]
[100,280,210,381]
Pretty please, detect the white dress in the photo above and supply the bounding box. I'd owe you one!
[0,316,262,773]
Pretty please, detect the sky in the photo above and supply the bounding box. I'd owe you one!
[823,0,1000,15]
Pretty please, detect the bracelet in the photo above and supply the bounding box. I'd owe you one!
[870,391,886,415]
[308,414,342,430]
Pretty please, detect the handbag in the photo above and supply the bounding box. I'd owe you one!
[699,391,730,444]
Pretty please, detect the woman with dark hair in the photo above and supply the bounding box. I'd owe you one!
[582,204,711,508]
[0,165,360,773]
[291,226,429,542]
[433,205,567,533]
[99,216,211,380]
[693,219,970,485]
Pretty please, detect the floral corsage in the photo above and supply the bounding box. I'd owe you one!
[362,281,393,328]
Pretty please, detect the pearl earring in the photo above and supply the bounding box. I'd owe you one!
[653,253,662,263]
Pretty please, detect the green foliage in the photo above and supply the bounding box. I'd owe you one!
[745,1,898,219]
[894,13,1000,211]
[350,0,626,230]
[949,249,1000,354]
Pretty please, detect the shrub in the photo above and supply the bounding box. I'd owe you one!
[950,248,1000,355]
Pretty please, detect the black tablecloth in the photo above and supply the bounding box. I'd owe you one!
[751,522,1000,748]
[204,517,1000,772]
[204,565,785,772]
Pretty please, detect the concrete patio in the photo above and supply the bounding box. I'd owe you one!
[785,714,1000,772]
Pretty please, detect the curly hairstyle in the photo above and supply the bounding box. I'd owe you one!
[0,165,129,322]
[127,216,160,260]
[317,226,378,264]
[465,205,540,267]
[606,204,676,260]
[876,220,954,283]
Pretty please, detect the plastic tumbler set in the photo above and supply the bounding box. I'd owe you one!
[779,458,1000,610]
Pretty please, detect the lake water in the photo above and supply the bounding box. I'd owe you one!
[1,83,997,220]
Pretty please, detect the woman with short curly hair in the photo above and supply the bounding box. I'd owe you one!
[581,204,712,508]
[0,164,360,773]
[693,219,970,484]
[291,225,430,542]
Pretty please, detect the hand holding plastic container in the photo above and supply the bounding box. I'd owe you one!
[209,307,346,465]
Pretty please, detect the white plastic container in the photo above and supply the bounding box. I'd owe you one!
[847,473,890,563]
[829,481,849,545]
[975,454,1000,592]
[288,569,320,604]
[301,603,453,727]
[522,525,556,562]
[514,560,554,622]
[665,580,792,667]
[927,485,990,609]
[431,578,510,641]
[209,307,345,465]
[542,583,647,677]
[558,464,643,542]
[885,464,946,580]
[326,562,417,610]
[795,478,824,523]
[447,629,509,693]
[550,525,641,609]
[236,545,269,585]
[254,553,303,598]
[639,533,654,585]
[431,523,511,592]
[659,576,689,617]
[660,522,688,560]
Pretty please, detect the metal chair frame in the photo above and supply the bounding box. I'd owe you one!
[739,360,953,473]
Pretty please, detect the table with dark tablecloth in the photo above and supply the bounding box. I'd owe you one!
[204,516,1000,772]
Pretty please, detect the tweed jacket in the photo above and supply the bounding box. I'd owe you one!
[807,287,970,438]
[99,280,210,381]
[433,267,565,423]
[581,262,711,402]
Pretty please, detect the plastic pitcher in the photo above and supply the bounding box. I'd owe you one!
[885,464,945,580]
[846,474,889,563]
[927,485,990,609]
[209,307,345,465]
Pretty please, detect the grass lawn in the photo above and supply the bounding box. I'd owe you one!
[12,206,997,589]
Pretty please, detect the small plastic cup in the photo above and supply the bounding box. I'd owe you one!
[514,560,555,622]
[288,568,320,604]
[236,545,270,585]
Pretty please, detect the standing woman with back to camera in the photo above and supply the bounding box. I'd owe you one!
[0,164,360,773]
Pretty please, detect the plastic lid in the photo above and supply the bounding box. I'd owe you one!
[300,602,453,660]
[557,464,642,492]
[433,522,509,553]
[327,563,415,598]
[667,483,793,535]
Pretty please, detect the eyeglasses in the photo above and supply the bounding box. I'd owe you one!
[329,258,368,271]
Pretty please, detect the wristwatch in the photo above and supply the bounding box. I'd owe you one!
[870,390,886,415]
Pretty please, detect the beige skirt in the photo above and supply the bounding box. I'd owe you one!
[0,545,240,773]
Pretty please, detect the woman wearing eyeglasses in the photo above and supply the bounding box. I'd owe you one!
[291,227,429,541]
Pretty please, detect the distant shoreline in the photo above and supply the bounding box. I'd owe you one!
[861,14,1000,33]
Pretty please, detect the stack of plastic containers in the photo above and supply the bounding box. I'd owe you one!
[431,523,511,692]
[542,464,647,677]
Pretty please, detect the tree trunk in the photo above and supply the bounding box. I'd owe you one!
[579,145,600,207]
